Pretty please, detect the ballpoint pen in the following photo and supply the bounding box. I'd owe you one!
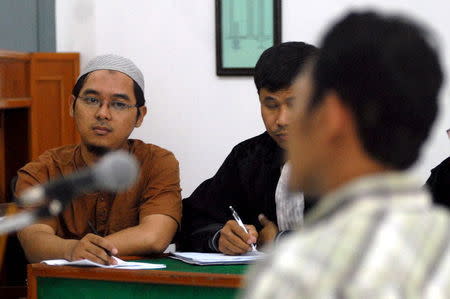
[88,220,98,235]
[229,206,257,252]
[88,220,113,257]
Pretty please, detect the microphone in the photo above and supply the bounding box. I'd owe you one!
[0,151,139,235]
[18,150,139,207]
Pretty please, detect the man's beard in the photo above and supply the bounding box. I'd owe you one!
[86,144,111,157]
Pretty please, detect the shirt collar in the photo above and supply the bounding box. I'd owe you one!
[73,141,133,170]
[304,172,429,226]
[74,144,87,170]
[262,131,284,168]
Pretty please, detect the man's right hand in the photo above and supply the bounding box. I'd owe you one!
[65,233,118,265]
[218,220,257,255]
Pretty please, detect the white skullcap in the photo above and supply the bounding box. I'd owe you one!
[77,54,145,92]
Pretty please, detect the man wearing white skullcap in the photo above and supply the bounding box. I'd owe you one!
[16,54,182,265]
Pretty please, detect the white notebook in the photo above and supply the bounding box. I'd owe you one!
[170,251,265,265]
[41,256,166,270]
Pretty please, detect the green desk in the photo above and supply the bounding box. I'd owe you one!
[27,257,248,299]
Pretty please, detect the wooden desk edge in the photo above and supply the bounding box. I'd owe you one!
[27,262,244,299]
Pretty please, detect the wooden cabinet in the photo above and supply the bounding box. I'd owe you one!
[0,50,79,297]
[0,50,79,203]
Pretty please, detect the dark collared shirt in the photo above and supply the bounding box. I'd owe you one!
[426,156,450,209]
[179,132,315,252]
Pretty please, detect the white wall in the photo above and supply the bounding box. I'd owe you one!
[56,0,450,197]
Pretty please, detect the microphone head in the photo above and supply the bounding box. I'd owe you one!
[92,151,139,192]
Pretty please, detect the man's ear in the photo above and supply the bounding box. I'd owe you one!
[321,90,353,142]
[135,106,147,128]
[69,95,76,117]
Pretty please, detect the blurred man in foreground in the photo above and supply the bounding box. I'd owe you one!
[242,11,450,298]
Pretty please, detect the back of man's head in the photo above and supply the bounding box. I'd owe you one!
[254,42,318,93]
[310,11,443,170]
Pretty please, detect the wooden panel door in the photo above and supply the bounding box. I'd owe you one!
[30,53,80,160]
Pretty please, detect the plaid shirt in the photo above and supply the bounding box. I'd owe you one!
[241,173,450,299]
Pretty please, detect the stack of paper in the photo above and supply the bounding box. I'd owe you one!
[42,256,166,270]
[170,251,265,265]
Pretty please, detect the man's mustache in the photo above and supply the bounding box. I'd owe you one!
[92,122,113,131]
[273,127,288,135]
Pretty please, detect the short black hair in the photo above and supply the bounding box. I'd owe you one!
[310,11,443,170]
[254,41,318,93]
[71,71,146,110]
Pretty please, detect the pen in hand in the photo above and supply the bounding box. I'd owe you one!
[229,206,257,252]
[88,220,100,235]
[88,220,113,257]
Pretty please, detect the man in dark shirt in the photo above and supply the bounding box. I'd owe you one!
[426,156,450,208]
[180,42,318,254]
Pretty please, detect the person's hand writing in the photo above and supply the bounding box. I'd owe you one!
[218,220,257,255]
[65,233,118,265]
[257,214,279,248]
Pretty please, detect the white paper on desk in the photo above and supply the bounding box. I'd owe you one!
[41,256,166,270]
[170,251,265,265]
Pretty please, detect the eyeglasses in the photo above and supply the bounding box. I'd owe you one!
[77,96,139,112]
